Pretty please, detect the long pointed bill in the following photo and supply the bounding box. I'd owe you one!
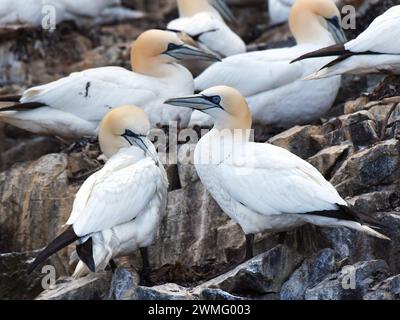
[166,44,221,62]
[165,95,220,112]
[326,17,347,43]
[212,0,236,23]
[123,135,159,163]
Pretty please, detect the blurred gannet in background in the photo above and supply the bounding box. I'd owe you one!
[167,0,246,58]
[28,106,168,279]
[192,0,345,128]
[293,5,400,79]
[267,0,295,27]
[0,29,220,138]
[0,0,144,27]
[165,86,389,259]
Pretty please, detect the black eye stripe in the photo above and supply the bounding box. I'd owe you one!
[167,43,182,51]
[123,130,146,138]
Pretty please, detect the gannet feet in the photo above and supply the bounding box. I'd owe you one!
[245,234,255,261]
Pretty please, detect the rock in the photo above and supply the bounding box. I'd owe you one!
[305,260,389,300]
[0,153,77,259]
[280,249,338,300]
[269,125,323,159]
[149,181,232,270]
[195,245,303,296]
[36,272,112,300]
[108,268,140,300]
[364,274,400,300]
[0,250,43,300]
[135,283,195,300]
[308,144,351,177]
[199,288,245,301]
[322,111,379,148]
[331,139,400,197]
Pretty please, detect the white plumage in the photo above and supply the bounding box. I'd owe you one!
[0,30,220,138]
[70,148,168,276]
[300,5,400,79]
[191,0,344,128]
[0,0,143,27]
[167,4,246,58]
[165,86,389,257]
[268,0,295,27]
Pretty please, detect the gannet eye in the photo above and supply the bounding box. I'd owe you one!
[124,129,137,137]
[211,96,221,105]
[167,43,181,51]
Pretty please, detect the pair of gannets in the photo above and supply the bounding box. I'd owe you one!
[191,0,346,128]
[294,5,400,79]
[0,0,143,27]
[0,29,219,138]
[28,87,388,278]
[28,105,168,278]
[167,0,246,58]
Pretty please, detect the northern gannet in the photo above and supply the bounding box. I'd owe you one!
[165,86,389,259]
[293,5,400,79]
[192,0,345,128]
[268,0,295,27]
[0,29,220,138]
[0,0,143,27]
[167,0,246,58]
[28,105,168,279]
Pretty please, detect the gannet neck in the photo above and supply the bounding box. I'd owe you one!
[131,49,178,78]
[289,0,339,45]
[177,0,218,17]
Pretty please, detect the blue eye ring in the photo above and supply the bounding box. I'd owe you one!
[211,96,221,105]
[167,43,181,51]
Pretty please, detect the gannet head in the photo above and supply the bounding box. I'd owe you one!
[165,86,252,130]
[290,0,346,44]
[99,105,154,160]
[177,0,235,22]
[131,29,220,75]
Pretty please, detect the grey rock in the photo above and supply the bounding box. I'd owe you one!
[108,268,140,300]
[331,139,400,197]
[0,250,43,300]
[196,245,303,295]
[364,274,400,300]
[305,260,389,300]
[280,249,338,300]
[199,288,245,301]
[135,283,195,300]
[36,272,112,300]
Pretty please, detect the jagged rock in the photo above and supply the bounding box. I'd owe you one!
[269,125,323,159]
[331,139,400,197]
[135,283,195,300]
[280,249,338,300]
[0,250,43,300]
[305,260,389,300]
[36,272,112,300]
[108,268,140,300]
[149,181,233,270]
[195,245,303,296]
[364,275,400,300]
[308,144,351,177]
[322,111,379,148]
[199,288,245,301]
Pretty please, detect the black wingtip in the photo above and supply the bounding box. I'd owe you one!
[27,226,79,275]
[76,237,96,272]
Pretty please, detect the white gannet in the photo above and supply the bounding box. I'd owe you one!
[0,29,220,138]
[192,0,346,128]
[167,0,246,58]
[165,86,389,259]
[293,5,400,79]
[28,105,168,279]
[268,0,295,27]
[0,0,144,27]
